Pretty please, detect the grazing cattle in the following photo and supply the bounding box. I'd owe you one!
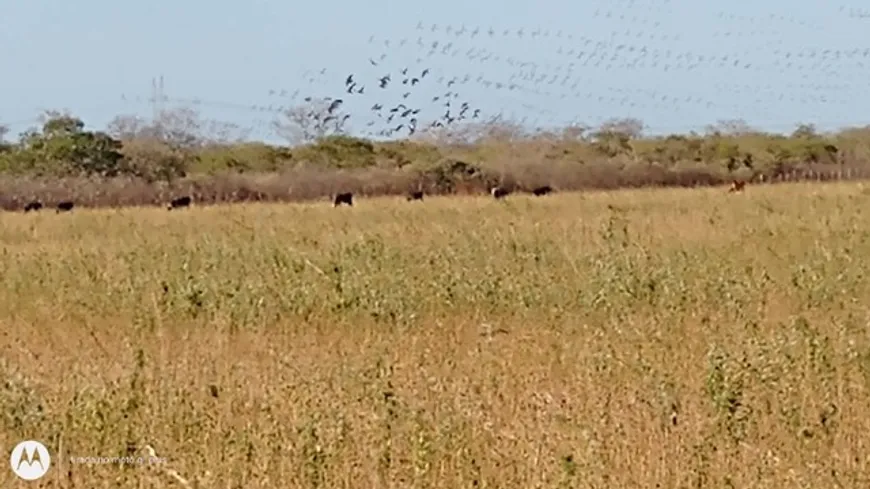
[728,180,746,193]
[490,186,509,199]
[406,191,424,201]
[24,201,43,212]
[531,185,553,196]
[333,192,353,207]
[56,201,74,213]
[168,196,192,210]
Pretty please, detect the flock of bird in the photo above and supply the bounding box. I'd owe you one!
[115,6,870,143]
[256,11,870,141]
[284,60,491,140]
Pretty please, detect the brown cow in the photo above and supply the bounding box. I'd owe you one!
[728,180,746,193]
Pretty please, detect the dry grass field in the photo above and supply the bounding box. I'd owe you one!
[2,182,870,488]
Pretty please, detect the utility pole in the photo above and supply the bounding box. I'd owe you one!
[150,74,165,135]
[150,75,165,120]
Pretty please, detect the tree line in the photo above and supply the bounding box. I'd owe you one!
[0,100,865,187]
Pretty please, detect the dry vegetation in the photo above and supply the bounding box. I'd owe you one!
[2,181,870,488]
[3,109,870,210]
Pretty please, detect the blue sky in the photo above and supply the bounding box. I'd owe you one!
[1,0,869,143]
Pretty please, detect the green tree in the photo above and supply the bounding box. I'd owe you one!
[0,124,11,153]
[17,112,125,176]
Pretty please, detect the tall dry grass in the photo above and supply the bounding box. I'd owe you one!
[2,182,870,488]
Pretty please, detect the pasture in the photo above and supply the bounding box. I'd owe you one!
[2,182,870,488]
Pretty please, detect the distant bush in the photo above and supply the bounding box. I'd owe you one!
[294,135,377,169]
[120,139,192,183]
[195,142,292,174]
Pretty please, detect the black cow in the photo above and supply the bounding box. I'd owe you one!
[168,196,192,210]
[532,185,553,196]
[406,191,424,201]
[333,192,353,207]
[56,201,74,213]
[490,186,509,199]
[24,201,43,212]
